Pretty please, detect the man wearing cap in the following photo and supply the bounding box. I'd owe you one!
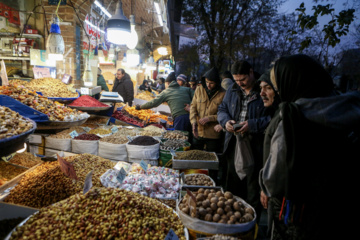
[189,76,197,91]
[135,72,194,131]
[176,74,188,87]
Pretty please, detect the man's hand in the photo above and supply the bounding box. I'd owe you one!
[235,121,248,134]
[135,104,141,110]
[199,117,210,125]
[184,103,190,112]
[225,120,236,132]
[192,123,198,138]
[214,124,223,132]
[260,190,269,209]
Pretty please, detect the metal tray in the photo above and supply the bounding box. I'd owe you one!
[36,118,89,130]
[172,152,219,170]
[181,173,216,187]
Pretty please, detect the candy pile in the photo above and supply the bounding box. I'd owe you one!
[100,164,180,199]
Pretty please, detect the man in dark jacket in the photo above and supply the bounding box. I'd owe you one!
[112,68,134,106]
[217,60,271,222]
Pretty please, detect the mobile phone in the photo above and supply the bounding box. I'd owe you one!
[233,123,244,131]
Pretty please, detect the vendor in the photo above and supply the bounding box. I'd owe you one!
[97,68,109,91]
[135,72,194,131]
[139,80,152,92]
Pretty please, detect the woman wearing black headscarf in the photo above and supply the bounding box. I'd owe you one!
[259,54,360,240]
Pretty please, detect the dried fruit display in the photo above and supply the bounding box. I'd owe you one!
[48,126,85,139]
[68,95,109,107]
[9,78,78,98]
[138,125,165,136]
[9,188,186,240]
[179,188,255,224]
[4,154,115,208]
[0,85,89,121]
[0,106,34,139]
[9,152,43,168]
[100,135,128,144]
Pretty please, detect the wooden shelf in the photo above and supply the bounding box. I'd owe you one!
[0,56,30,60]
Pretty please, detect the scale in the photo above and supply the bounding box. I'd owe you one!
[99,91,124,103]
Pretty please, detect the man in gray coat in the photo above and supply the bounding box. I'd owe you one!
[112,68,134,106]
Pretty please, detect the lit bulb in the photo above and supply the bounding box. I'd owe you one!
[126,24,138,49]
[107,29,130,45]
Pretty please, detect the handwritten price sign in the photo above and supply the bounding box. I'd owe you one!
[33,67,51,79]
[57,153,78,180]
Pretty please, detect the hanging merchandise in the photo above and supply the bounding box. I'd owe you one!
[82,55,93,87]
[46,2,65,61]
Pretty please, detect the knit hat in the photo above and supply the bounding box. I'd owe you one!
[176,74,187,83]
[257,69,275,90]
[165,72,176,83]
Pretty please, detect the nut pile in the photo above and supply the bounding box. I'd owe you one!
[156,198,177,210]
[0,85,89,121]
[0,106,34,139]
[48,126,85,139]
[179,188,255,224]
[100,135,128,144]
[114,127,137,136]
[9,78,78,98]
[138,125,165,137]
[160,139,188,150]
[184,174,214,186]
[0,161,27,185]
[73,134,101,140]
[9,188,186,240]
[163,130,188,140]
[4,154,115,208]
[9,152,43,168]
[88,128,112,135]
[174,150,217,161]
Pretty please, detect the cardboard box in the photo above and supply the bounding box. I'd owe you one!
[29,145,44,155]
[28,134,46,147]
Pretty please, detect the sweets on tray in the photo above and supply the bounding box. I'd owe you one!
[0,106,34,139]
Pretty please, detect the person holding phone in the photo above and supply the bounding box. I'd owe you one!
[217,60,271,222]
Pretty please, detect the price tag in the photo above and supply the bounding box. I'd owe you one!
[111,126,118,133]
[140,159,148,172]
[62,74,72,84]
[1,153,16,162]
[165,229,179,240]
[57,153,78,180]
[33,67,51,79]
[80,87,90,95]
[83,170,93,194]
[180,172,185,183]
[69,130,78,138]
[116,167,127,184]
[82,127,91,132]
[170,149,177,157]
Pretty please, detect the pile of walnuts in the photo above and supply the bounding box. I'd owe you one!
[179,188,254,224]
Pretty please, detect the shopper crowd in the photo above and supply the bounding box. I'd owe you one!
[121,53,360,239]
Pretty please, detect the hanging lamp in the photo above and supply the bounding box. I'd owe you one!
[46,15,64,60]
[126,15,138,49]
[106,0,131,45]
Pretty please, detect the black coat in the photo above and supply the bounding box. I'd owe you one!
[112,73,134,106]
